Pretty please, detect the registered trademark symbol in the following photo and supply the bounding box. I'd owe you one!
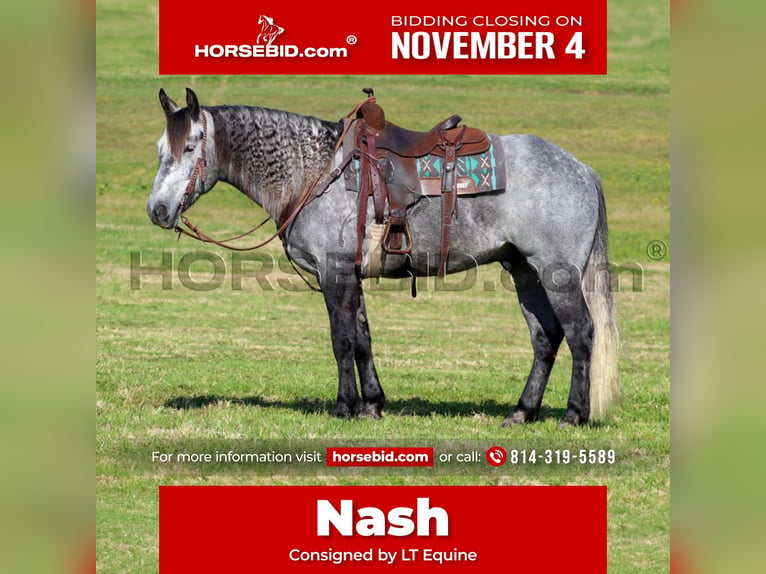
[346,35,357,45]
[646,240,668,261]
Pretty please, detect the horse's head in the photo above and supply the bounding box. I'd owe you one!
[147,88,216,229]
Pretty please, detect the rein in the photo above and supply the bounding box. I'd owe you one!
[174,103,369,251]
[176,154,355,251]
[173,109,286,250]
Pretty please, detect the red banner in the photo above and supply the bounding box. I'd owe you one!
[159,485,607,572]
[326,447,434,467]
[159,0,606,75]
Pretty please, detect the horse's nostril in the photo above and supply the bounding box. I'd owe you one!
[153,203,168,221]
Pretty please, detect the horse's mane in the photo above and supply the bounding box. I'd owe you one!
[208,105,342,219]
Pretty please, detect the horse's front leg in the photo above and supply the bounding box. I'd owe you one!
[355,292,385,418]
[321,271,384,418]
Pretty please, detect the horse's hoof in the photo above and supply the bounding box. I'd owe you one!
[558,411,584,427]
[502,407,540,427]
[501,409,534,427]
[331,404,355,419]
[358,401,383,419]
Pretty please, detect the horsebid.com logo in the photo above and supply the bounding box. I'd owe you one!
[256,15,284,46]
[194,14,350,59]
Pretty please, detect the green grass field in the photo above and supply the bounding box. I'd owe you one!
[97,0,669,571]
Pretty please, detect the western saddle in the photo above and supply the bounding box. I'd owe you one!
[342,89,503,280]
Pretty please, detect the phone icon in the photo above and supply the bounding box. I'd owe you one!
[486,446,507,467]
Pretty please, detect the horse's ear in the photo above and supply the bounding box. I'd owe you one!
[159,89,180,117]
[186,88,200,121]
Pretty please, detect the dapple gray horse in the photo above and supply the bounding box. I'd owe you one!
[147,88,619,426]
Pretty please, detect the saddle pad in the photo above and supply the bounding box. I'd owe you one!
[344,134,506,196]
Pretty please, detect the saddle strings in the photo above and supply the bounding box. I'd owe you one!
[335,96,376,153]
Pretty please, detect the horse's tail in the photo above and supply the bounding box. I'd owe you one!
[583,175,621,421]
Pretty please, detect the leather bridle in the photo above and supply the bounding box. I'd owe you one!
[173,106,362,252]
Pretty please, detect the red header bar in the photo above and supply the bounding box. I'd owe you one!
[159,486,607,572]
[326,447,434,467]
[159,0,606,75]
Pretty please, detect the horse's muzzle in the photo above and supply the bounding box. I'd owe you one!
[147,201,176,229]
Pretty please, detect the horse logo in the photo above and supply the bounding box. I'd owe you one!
[257,15,285,46]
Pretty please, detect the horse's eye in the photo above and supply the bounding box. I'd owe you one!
[184,144,196,153]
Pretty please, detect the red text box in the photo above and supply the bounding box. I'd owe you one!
[159,485,607,572]
[159,0,606,75]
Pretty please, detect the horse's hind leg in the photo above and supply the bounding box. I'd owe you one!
[545,285,594,426]
[503,261,565,426]
[548,288,594,426]
[355,292,385,418]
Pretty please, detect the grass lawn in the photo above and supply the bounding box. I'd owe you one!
[97,0,669,571]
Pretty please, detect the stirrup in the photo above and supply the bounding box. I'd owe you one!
[381,220,413,255]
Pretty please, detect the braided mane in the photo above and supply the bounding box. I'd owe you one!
[208,105,343,220]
